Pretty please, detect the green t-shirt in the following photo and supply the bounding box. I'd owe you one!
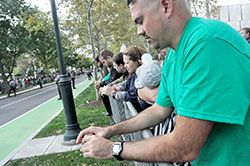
[156,17,250,166]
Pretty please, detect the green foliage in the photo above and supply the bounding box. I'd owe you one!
[20,7,82,75]
[20,9,57,75]
[0,0,31,75]
[187,0,219,19]
[0,0,32,92]
[61,0,148,55]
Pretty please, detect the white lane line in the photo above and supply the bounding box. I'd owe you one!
[0,87,55,109]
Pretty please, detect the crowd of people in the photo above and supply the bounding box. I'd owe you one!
[75,0,250,166]
[5,69,81,98]
[5,75,54,97]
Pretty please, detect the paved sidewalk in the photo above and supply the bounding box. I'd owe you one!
[12,135,82,160]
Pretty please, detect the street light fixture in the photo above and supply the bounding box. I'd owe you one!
[50,0,81,145]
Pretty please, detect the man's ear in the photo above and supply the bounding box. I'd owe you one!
[161,0,174,18]
[107,56,112,61]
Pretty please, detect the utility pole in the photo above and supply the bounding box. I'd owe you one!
[50,0,81,145]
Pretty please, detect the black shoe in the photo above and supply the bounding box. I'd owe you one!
[104,112,112,116]
[73,87,76,89]
[58,98,62,100]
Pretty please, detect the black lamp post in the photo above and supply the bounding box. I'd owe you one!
[50,0,81,145]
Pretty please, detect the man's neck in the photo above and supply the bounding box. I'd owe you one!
[172,16,192,51]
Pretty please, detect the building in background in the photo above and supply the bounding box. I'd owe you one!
[218,0,250,30]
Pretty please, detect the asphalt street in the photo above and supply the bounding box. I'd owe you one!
[0,74,88,126]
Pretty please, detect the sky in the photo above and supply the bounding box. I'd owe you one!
[25,0,250,10]
[24,0,250,13]
[217,0,250,6]
[25,0,67,21]
[25,0,52,12]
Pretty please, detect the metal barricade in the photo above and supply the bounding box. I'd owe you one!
[109,97,171,166]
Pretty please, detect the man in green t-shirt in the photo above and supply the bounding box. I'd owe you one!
[75,0,250,165]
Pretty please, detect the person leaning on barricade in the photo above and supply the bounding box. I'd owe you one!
[240,27,250,44]
[105,52,129,88]
[94,50,123,116]
[76,0,250,165]
[99,52,129,96]
[100,46,150,112]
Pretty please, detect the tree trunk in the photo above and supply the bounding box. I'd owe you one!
[205,0,211,19]
[0,54,10,93]
[186,0,191,10]
[45,61,49,78]
[10,52,17,80]
[191,0,199,17]
[85,0,100,100]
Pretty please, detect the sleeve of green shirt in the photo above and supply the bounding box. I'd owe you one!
[178,38,250,125]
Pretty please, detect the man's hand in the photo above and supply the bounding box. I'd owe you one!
[94,81,101,89]
[99,86,114,96]
[99,87,105,96]
[80,135,114,160]
[76,126,112,144]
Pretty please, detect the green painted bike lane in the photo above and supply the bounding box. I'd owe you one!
[0,78,94,162]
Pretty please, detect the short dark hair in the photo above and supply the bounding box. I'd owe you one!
[113,52,124,66]
[241,27,250,35]
[100,50,114,59]
[95,56,100,62]
[127,0,135,7]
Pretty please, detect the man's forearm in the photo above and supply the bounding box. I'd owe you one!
[120,115,214,162]
[122,134,182,162]
[108,104,173,136]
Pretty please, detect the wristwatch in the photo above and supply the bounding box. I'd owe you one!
[112,91,117,99]
[111,142,124,160]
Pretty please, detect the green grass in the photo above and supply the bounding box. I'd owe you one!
[5,150,134,166]
[35,83,108,138]
[6,83,134,166]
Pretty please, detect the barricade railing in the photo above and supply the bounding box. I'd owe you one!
[109,97,171,166]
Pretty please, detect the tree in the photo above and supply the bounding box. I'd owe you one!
[61,0,152,56]
[0,0,31,92]
[29,30,57,76]
[187,0,219,19]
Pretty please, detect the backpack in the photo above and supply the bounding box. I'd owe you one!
[10,81,16,88]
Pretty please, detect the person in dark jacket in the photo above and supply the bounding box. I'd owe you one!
[109,46,151,112]
[37,76,43,88]
[8,80,17,97]
[94,50,123,116]
[70,70,76,89]
[55,71,62,100]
